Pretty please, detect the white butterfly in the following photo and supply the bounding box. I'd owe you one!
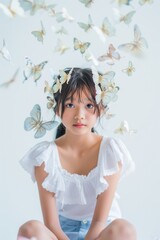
[114,120,137,135]
[73,38,91,54]
[24,104,58,138]
[55,8,74,22]
[78,0,94,7]
[0,68,19,88]
[78,14,93,32]
[139,0,153,5]
[95,83,119,107]
[19,0,56,16]
[98,43,121,65]
[23,57,48,83]
[113,9,136,25]
[0,0,24,17]
[46,96,56,110]
[118,24,148,57]
[101,17,116,37]
[122,61,135,76]
[0,39,11,61]
[44,81,53,94]
[51,26,68,35]
[54,39,69,55]
[31,21,45,43]
[105,112,116,119]
[91,65,115,89]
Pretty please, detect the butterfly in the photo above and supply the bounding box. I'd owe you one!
[0,0,24,17]
[55,8,74,22]
[105,112,116,119]
[95,83,119,107]
[112,0,132,6]
[54,39,70,55]
[139,0,153,5]
[73,38,91,54]
[0,68,19,88]
[77,14,93,32]
[52,26,68,35]
[122,61,135,76]
[44,80,53,94]
[46,96,56,109]
[118,24,148,57]
[91,65,115,90]
[19,0,56,16]
[31,21,45,43]
[100,17,116,37]
[114,120,137,135]
[78,0,94,7]
[52,68,73,93]
[98,44,121,65]
[23,57,48,83]
[24,104,58,138]
[113,9,136,25]
[0,39,11,61]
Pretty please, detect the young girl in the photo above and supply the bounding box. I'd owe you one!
[18,68,137,240]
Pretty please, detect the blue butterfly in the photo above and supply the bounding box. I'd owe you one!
[24,104,58,138]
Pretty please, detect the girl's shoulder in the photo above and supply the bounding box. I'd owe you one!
[99,136,135,179]
[19,140,58,182]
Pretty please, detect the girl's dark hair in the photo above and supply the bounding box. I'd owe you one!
[53,68,103,138]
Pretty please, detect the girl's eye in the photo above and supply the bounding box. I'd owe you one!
[86,103,94,109]
[65,103,75,108]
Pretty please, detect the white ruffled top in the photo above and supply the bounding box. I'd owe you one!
[20,136,135,221]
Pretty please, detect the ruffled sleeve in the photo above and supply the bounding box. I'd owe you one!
[19,141,54,182]
[100,137,135,180]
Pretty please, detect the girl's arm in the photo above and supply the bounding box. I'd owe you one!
[85,162,122,240]
[35,163,69,240]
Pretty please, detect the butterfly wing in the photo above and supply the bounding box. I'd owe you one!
[30,104,41,122]
[0,3,13,17]
[0,39,11,61]
[31,31,43,43]
[34,126,46,138]
[101,17,115,36]
[42,121,59,130]
[77,22,90,32]
[124,11,136,25]
[33,61,48,82]
[80,42,90,54]
[24,117,37,131]
[73,38,80,50]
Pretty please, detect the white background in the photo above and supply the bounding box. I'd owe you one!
[0,0,159,239]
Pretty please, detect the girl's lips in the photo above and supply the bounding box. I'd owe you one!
[73,123,86,127]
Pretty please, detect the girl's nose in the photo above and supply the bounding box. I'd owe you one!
[74,108,85,120]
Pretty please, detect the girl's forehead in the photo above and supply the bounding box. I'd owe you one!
[66,91,93,102]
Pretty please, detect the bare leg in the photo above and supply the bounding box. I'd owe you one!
[17,220,58,240]
[97,219,137,240]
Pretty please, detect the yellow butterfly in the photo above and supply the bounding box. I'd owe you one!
[52,68,73,93]
[98,43,121,65]
[73,38,91,54]
[78,0,94,7]
[114,120,137,135]
[0,68,19,88]
[122,61,135,76]
[0,39,11,61]
[118,24,148,57]
[0,0,24,18]
[31,21,45,43]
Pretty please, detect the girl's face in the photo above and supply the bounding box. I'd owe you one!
[58,90,99,136]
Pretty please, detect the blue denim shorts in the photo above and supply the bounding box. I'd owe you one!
[59,215,113,240]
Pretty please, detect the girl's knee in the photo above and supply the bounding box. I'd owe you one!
[18,220,43,237]
[109,219,137,239]
[99,219,137,240]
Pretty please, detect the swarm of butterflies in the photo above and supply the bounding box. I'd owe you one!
[0,0,154,138]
